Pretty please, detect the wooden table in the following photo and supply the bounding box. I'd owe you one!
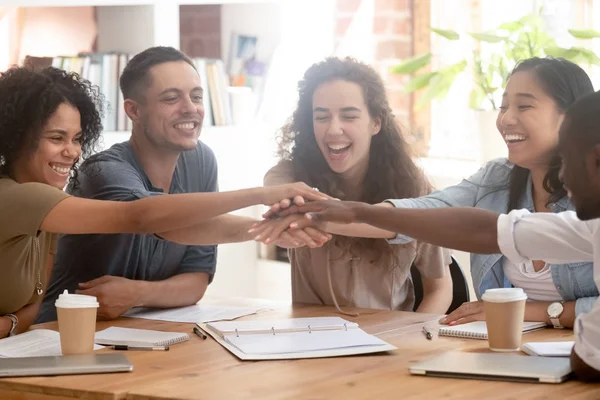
[0,301,598,400]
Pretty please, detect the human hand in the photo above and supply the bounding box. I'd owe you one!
[250,214,331,247]
[438,301,485,325]
[259,183,329,206]
[76,275,140,320]
[282,200,366,225]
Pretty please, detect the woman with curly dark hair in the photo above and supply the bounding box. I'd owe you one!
[262,57,452,314]
[0,66,325,337]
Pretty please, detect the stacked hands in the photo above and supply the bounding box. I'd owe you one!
[250,189,484,327]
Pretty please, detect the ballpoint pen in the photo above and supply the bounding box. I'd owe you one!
[113,345,169,351]
[422,326,433,340]
[193,326,208,340]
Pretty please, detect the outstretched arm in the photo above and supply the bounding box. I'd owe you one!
[40,183,328,239]
[291,201,501,254]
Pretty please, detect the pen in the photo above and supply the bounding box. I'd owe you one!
[112,345,169,351]
[193,326,207,340]
[422,326,433,340]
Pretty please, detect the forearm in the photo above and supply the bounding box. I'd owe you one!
[135,272,209,308]
[129,188,264,234]
[571,349,600,382]
[324,222,396,239]
[324,203,396,239]
[159,215,256,245]
[0,300,45,338]
[416,275,453,314]
[524,301,576,328]
[355,206,500,254]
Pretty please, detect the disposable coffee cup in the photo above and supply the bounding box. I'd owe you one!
[481,288,527,352]
[55,290,99,355]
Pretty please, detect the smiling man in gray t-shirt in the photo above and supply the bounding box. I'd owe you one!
[38,47,223,323]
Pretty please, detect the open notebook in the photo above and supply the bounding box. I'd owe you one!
[439,321,546,339]
[197,317,396,360]
[94,327,189,347]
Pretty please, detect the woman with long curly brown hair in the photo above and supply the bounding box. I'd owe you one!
[263,57,452,314]
[0,66,324,338]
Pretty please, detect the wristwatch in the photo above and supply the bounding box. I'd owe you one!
[4,314,18,337]
[547,302,564,329]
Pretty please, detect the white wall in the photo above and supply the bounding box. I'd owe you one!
[18,6,96,61]
[96,6,155,54]
[220,2,284,69]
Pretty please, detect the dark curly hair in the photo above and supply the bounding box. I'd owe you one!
[278,57,432,261]
[506,57,594,212]
[0,66,104,188]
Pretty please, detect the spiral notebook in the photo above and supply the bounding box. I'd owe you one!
[438,321,546,340]
[197,316,396,360]
[94,327,189,347]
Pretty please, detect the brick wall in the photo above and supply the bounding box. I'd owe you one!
[334,0,430,154]
[179,5,221,59]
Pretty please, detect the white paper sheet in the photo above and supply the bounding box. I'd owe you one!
[0,330,103,358]
[124,303,260,323]
[522,341,575,357]
[224,328,389,355]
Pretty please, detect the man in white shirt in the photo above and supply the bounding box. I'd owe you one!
[266,90,600,380]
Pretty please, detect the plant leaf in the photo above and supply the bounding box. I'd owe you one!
[405,72,438,93]
[469,32,507,43]
[414,60,467,109]
[568,29,600,39]
[469,87,486,110]
[498,21,523,32]
[390,53,432,75]
[430,27,460,40]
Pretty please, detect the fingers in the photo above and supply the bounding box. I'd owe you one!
[304,226,332,244]
[292,195,305,206]
[78,275,111,288]
[289,218,317,230]
[280,198,292,209]
[275,231,302,248]
[439,301,482,325]
[248,220,271,236]
[446,314,481,326]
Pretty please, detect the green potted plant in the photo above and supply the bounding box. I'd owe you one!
[392,11,600,162]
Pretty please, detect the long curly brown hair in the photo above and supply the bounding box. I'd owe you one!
[278,57,432,261]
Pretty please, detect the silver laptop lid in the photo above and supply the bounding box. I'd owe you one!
[409,351,572,383]
[0,353,133,377]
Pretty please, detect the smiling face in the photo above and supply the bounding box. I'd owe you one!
[312,79,381,184]
[132,61,204,151]
[13,102,82,189]
[497,71,564,170]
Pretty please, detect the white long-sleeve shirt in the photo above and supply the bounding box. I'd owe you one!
[497,209,600,371]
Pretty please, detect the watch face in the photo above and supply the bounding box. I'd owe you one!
[548,302,564,317]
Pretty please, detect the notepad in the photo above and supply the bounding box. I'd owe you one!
[94,327,189,347]
[197,316,396,361]
[438,321,546,340]
[522,341,574,357]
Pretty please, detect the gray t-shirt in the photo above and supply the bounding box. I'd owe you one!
[37,141,218,323]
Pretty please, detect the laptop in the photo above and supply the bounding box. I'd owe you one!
[0,353,133,378]
[409,351,572,383]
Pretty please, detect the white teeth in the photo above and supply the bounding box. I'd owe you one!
[174,122,195,130]
[328,144,351,150]
[504,134,527,142]
[51,165,70,174]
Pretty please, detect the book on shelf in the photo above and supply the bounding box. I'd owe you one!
[27,53,243,130]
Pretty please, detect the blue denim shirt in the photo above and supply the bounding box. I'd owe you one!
[388,158,598,316]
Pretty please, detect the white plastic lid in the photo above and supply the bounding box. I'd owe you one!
[54,290,99,308]
[481,288,527,303]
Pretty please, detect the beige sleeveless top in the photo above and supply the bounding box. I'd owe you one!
[264,161,451,312]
